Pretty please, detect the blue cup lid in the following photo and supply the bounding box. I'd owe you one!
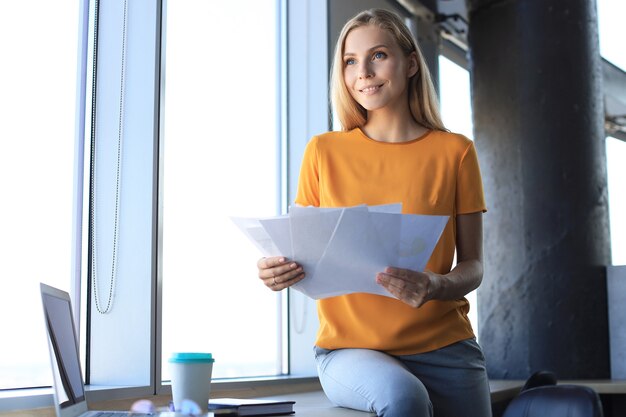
[169,352,215,363]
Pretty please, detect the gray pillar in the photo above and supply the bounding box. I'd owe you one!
[468,0,611,379]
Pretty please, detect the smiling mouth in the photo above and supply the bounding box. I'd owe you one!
[359,84,383,95]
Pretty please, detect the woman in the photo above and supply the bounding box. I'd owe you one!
[257,8,491,417]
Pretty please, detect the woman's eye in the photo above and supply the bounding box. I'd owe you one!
[345,58,356,66]
[373,51,386,59]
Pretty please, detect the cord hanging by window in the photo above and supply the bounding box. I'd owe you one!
[90,0,129,314]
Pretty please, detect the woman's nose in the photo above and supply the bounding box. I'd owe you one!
[358,62,373,79]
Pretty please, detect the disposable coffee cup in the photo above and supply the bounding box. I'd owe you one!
[169,352,215,412]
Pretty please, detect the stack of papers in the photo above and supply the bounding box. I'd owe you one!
[232,204,448,300]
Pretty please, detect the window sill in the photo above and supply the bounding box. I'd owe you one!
[0,387,53,413]
[0,376,321,413]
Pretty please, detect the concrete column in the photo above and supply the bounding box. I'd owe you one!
[468,0,611,379]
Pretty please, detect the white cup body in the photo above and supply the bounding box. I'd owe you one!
[170,361,213,411]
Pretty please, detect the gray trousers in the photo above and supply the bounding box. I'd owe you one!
[314,338,492,417]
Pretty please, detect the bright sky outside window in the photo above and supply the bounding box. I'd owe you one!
[439,56,473,140]
[161,0,281,380]
[597,0,626,265]
[438,55,479,335]
[597,0,626,71]
[606,137,626,265]
[0,0,80,390]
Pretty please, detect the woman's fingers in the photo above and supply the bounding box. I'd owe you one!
[257,256,287,270]
[257,256,306,291]
[376,267,432,308]
[267,270,306,291]
[377,272,423,307]
[257,257,298,280]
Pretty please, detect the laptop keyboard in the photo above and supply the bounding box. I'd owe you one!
[93,412,153,417]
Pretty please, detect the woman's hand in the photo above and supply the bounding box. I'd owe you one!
[257,256,306,291]
[377,212,485,307]
[376,267,441,308]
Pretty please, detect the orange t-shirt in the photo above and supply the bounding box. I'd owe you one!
[294,127,487,355]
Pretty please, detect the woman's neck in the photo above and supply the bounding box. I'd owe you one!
[361,108,429,143]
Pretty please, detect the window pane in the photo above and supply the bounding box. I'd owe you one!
[0,1,79,389]
[438,55,479,335]
[439,56,473,140]
[597,0,626,71]
[161,0,281,380]
[606,137,626,265]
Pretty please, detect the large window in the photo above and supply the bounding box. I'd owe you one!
[438,55,479,335]
[606,138,626,265]
[597,0,626,71]
[0,1,80,390]
[161,0,282,380]
[597,0,626,264]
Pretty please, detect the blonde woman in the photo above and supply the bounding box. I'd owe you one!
[257,8,491,417]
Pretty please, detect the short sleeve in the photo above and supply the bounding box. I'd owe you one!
[294,137,320,207]
[456,142,487,214]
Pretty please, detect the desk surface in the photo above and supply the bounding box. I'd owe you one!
[242,380,626,416]
[208,381,526,416]
[263,391,375,416]
[4,380,626,417]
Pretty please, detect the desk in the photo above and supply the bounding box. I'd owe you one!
[0,382,521,417]
[219,380,526,416]
[227,382,525,416]
[254,391,374,416]
[8,379,626,417]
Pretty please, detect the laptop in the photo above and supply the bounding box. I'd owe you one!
[40,283,149,417]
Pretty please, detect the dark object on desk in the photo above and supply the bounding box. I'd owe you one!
[521,370,557,391]
[208,398,295,416]
[503,385,603,417]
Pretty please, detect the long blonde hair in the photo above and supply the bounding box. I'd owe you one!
[330,8,447,132]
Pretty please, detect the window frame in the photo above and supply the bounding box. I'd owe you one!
[156,0,287,383]
[79,0,327,401]
[84,0,159,392]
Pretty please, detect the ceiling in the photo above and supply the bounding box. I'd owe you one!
[395,0,626,140]
[397,0,469,49]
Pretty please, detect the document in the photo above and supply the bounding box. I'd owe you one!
[232,204,448,300]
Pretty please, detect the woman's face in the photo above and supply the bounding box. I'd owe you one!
[342,25,417,114]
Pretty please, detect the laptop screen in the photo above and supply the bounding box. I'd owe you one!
[41,288,85,409]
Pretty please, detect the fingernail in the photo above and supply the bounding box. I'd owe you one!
[279,258,285,263]
[290,263,297,268]
[297,267,303,272]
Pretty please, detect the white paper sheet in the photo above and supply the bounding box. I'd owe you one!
[258,216,293,258]
[230,216,282,257]
[289,206,344,281]
[397,214,450,271]
[301,207,390,298]
[231,204,449,300]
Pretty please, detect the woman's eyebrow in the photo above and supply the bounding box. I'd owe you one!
[343,44,388,57]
